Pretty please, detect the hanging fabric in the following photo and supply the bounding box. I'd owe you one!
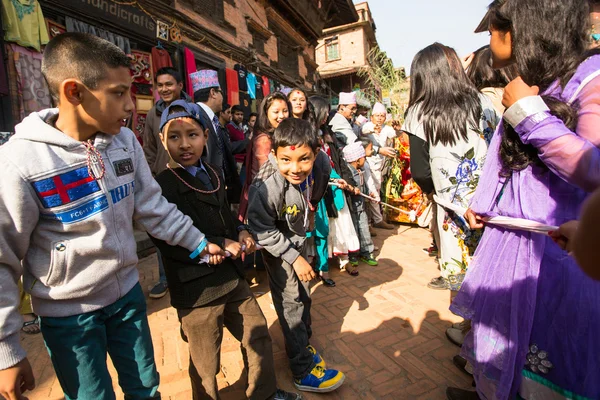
[225,68,239,105]
[183,47,196,96]
[1,0,49,51]
[262,76,270,97]
[9,44,51,119]
[151,46,173,74]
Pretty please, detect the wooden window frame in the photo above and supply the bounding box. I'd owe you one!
[325,36,340,62]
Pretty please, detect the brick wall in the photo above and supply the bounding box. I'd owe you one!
[176,0,315,88]
[317,27,368,74]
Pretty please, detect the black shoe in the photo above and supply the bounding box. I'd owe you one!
[321,278,336,287]
[453,355,473,376]
[149,280,168,299]
[274,388,302,400]
[446,387,480,400]
[427,276,448,290]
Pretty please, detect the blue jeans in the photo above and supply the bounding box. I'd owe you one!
[40,283,160,400]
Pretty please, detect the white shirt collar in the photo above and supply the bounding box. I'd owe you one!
[198,102,216,122]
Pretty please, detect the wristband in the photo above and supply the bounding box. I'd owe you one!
[190,238,208,259]
[237,224,250,233]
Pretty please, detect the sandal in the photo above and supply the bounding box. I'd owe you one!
[21,315,40,335]
[346,268,359,277]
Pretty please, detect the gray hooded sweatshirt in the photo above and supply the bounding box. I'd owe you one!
[247,152,331,266]
[0,109,205,370]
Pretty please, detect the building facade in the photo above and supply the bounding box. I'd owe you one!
[1,0,357,136]
[316,1,378,106]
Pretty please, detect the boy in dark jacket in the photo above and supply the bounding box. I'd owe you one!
[247,118,345,393]
[151,100,299,400]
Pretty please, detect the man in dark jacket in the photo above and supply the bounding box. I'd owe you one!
[191,69,242,205]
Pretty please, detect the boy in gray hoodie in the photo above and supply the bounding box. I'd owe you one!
[247,118,346,393]
[0,33,224,400]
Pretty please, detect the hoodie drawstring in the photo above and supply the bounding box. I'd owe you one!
[82,140,106,180]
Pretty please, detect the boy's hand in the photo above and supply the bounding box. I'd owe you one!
[238,230,256,254]
[464,208,485,229]
[224,239,243,259]
[292,256,316,282]
[200,242,226,264]
[0,358,35,400]
[550,220,579,253]
[378,147,397,158]
[369,192,378,203]
[334,179,349,190]
[353,186,361,196]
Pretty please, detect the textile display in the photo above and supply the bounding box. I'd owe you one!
[1,0,49,51]
[128,50,154,144]
[183,47,196,96]
[382,134,429,225]
[261,76,270,97]
[65,17,130,54]
[246,72,257,99]
[151,46,173,73]
[239,92,251,118]
[5,44,21,124]
[9,44,51,121]
[234,63,248,92]
[225,68,239,105]
[255,76,263,100]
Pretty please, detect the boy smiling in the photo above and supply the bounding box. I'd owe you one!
[248,118,345,393]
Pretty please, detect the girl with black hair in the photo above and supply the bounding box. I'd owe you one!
[448,1,600,399]
[403,42,499,293]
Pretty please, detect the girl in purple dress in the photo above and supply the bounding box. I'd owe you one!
[446,0,600,399]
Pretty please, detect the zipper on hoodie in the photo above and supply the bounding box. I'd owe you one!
[88,142,124,299]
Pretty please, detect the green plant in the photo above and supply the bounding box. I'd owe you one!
[357,46,409,121]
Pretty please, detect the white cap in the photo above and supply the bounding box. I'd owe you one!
[372,102,386,115]
[339,92,357,105]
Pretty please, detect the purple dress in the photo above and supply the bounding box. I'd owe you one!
[451,55,600,400]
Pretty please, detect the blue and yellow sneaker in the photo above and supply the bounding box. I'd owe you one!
[307,345,326,368]
[294,365,345,393]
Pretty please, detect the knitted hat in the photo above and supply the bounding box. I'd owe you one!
[159,100,208,167]
[343,141,366,163]
[189,69,220,93]
[372,102,386,115]
[339,92,357,105]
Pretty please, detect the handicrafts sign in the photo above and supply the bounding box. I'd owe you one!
[48,0,156,38]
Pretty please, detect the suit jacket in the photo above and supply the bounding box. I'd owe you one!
[151,163,245,309]
[197,104,243,204]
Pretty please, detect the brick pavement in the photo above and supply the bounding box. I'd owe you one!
[20,225,472,400]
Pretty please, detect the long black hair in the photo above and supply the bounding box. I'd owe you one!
[253,91,291,135]
[483,0,590,175]
[407,42,482,146]
[467,45,518,90]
